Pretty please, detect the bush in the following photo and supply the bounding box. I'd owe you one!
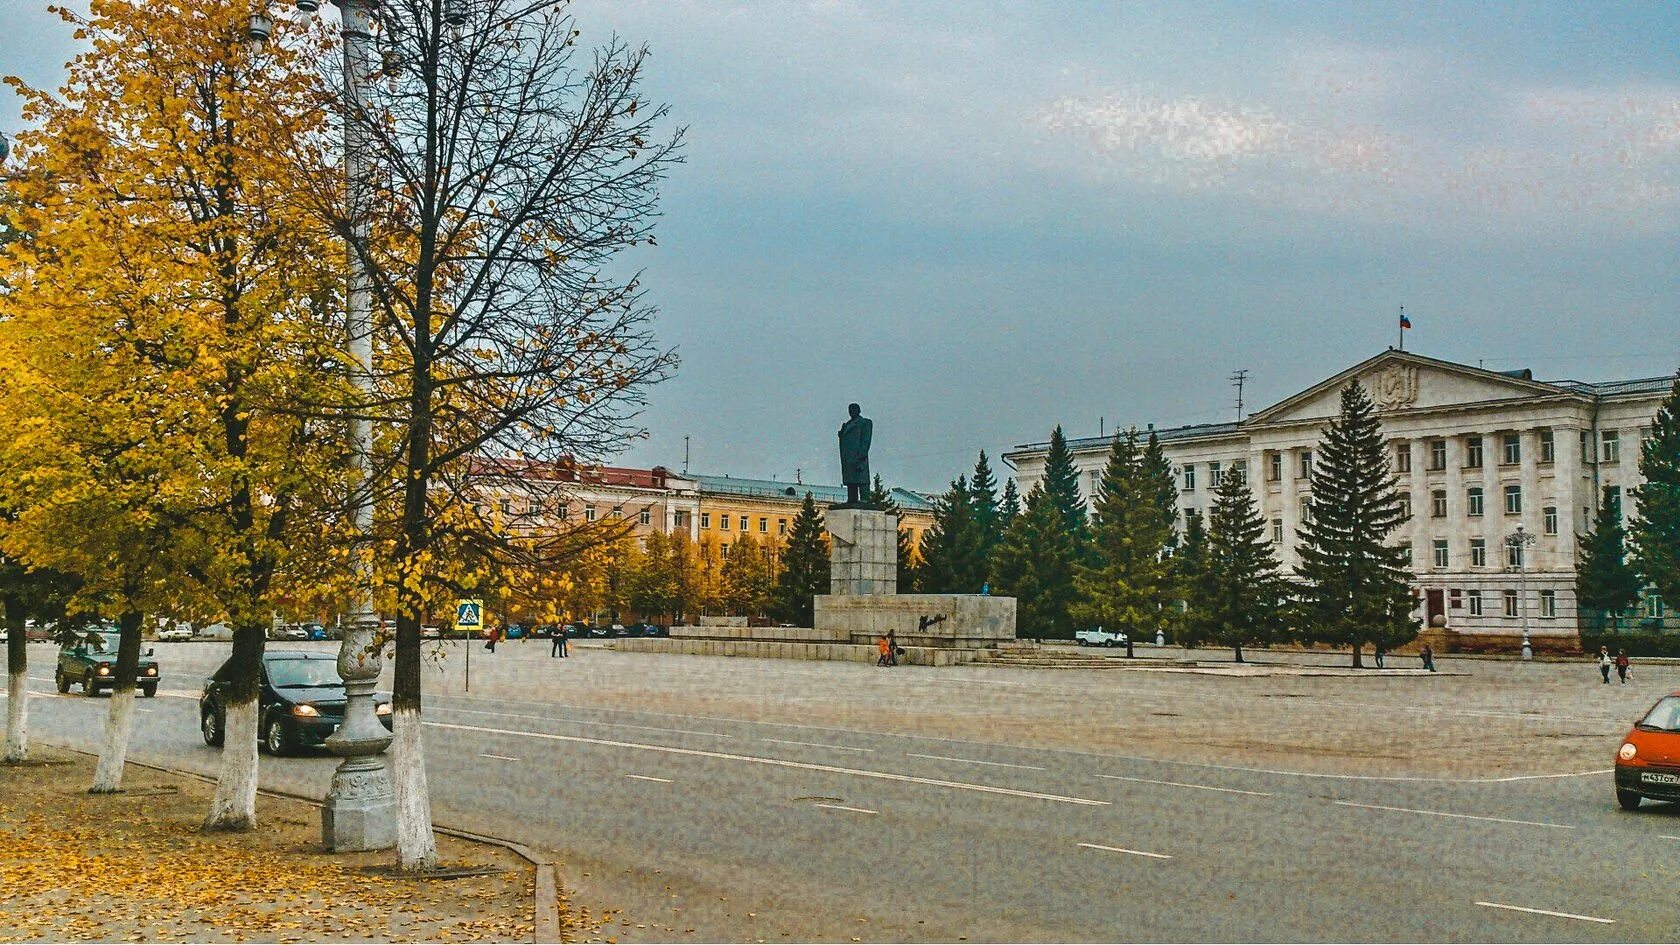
[1580,631,1680,659]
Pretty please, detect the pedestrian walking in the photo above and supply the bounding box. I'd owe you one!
[485,625,499,652]
[551,628,568,658]
[1598,646,1612,684]
[1419,644,1435,673]
[1373,646,1386,669]
[1616,649,1631,684]
[887,628,900,667]
[876,635,890,667]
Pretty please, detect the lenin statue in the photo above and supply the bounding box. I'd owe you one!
[837,403,873,506]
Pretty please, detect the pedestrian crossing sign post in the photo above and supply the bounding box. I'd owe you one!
[455,599,483,634]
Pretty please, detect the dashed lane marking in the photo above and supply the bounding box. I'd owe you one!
[1334,801,1575,830]
[477,753,521,762]
[813,803,878,815]
[1474,901,1614,924]
[1095,773,1271,796]
[623,774,672,783]
[762,738,874,753]
[1078,842,1172,860]
[424,720,1110,807]
[428,704,732,740]
[905,752,1046,771]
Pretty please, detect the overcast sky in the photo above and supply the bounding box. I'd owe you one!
[5,1,1678,492]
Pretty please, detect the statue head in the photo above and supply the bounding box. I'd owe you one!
[847,402,861,419]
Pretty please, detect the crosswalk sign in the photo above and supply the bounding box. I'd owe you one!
[455,599,484,633]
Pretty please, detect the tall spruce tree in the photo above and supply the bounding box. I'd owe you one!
[1198,468,1286,662]
[920,476,987,593]
[1631,375,1680,613]
[970,451,1002,560]
[1578,485,1643,630]
[1293,381,1415,667]
[1175,510,1208,648]
[1041,426,1089,546]
[998,478,1021,531]
[990,483,1079,639]
[1072,429,1177,655]
[771,494,829,626]
[1141,430,1180,558]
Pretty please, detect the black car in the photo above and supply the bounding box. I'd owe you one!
[199,651,392,756]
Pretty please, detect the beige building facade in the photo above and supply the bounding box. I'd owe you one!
[1004,350,1673,645]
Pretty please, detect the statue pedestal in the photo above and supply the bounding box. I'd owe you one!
[826,508,897,596]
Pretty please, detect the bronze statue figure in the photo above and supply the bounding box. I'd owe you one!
[838,402,872,505]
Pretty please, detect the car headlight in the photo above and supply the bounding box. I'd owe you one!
[144,667,157,676]
[291,704,320,718]
[1619,742,1638,761]
[375,702,392,717]
[96,664,111,676]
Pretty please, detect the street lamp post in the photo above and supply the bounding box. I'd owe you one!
[1506,524,1539,662]
[251,0,395,850]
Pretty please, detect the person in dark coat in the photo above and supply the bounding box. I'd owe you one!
[1419,645,1435,672]
[1616,649,1631,684]
[551,628,568,658]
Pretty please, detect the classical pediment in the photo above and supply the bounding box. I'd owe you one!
[1246,351,1580,426]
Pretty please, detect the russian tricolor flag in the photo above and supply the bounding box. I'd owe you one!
[1399,309,1412,330]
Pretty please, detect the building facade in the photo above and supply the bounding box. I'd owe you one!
[1003,351,1673,644]
[689,474,935,556]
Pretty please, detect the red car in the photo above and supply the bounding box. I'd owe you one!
[1614,691,1680,810]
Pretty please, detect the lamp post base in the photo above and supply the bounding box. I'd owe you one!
[322,755,397,851]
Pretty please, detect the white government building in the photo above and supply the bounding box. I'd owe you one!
[1003,350,1674,648]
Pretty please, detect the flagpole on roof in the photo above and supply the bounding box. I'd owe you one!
[1398,305,1406,352]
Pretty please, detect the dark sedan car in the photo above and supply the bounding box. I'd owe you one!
[199,651,392,756]
[56,630,160,698]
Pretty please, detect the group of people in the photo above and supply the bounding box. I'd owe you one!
[1597,646,1631,683]
[876,629,901,667]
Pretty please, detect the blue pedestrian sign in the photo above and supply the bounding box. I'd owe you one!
[455,599,484,633]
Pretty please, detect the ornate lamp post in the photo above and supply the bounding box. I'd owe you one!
[248,0,395,850]
[1505,524,1538,662]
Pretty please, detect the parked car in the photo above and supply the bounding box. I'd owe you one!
[156,625,193,643]
[1614,691,1680,810]
[587,624,610,638]
[563,624,586,638]
[199,651,393,756]
[610,623,627,637]
[55,630,160,697]
[1075,627,1128,648]
[420,625,442,639]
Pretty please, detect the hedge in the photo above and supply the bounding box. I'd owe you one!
[1579,631,1680,659]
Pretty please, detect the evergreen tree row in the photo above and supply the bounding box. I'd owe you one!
[1577,376,1680,625]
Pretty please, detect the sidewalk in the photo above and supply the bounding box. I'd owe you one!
[0,747,536,943]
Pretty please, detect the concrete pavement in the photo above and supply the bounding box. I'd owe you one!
[6,640,1676,941]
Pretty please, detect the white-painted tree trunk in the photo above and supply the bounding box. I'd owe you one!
[89,688,135,793]
[203,698,259,829]
[392,708,438,869]
[4,669,28,763]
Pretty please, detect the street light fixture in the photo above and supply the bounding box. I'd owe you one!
[1505,524,1539,661]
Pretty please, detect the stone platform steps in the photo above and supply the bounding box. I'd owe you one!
[607,637,981,666]
[971,645,1193,669]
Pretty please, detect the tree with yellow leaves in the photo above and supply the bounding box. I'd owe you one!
[1,0,346,819]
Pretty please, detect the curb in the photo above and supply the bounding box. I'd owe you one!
[46,745,561,943]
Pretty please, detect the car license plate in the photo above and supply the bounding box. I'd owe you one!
[1641,771,1680,785]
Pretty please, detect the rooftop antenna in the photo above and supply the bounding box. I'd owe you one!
[795,468,802,484]
[682,435,690,475]
[1230,369,1250,422]
[1099,416,1105,438]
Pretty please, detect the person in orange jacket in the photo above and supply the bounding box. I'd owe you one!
[876,635,890,667]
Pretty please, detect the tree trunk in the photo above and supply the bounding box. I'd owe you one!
[90,610,143,793]
[204,622,265,829]
[1233,643,1244,664]
[3,594,27,763]
[1350,640,1363,668]
[393,611,437,869]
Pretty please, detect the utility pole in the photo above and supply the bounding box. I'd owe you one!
[683,435,690,475]
[1230,369,1250,422]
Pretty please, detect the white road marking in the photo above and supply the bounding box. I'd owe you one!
[624,774,672,783]
[477,753,521,762]
[429,704,732,740]
[1333,801,1574,829]
[1661,835,1680,842]
[1475,901,1614,924]
[424,720,1110,807]
[1095,773,1271,796]
[906,752,1046,771]
[1078,842,1172,860]
[762,738,874,753]
[813,803,878,815]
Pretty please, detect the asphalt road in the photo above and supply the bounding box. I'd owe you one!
[7,641,1678,942]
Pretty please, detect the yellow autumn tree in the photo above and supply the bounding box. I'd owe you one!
[1,0,347,823]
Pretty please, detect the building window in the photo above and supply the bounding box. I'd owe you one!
[1272,518,1283,543]
[1234,459,1248,485]
[1502,433,1521,465]
[721,542,729,555]
[1543,506,1558,536]
[1539,429,1555,464]
[1399,493,1412,521]
[739,515,748,531]
[1467,487,1484,517]
[1465,436,1484,469]
[1468,589,1483,616]
[700,512,711,529]
[759,517,768,533]
[1182,465,1196,491]
[1395,443,1412,473]
[778,518,787,535]
[1433,539,1449,569]
[1185,508,1198,530]
[586,505,597,522]
[674,510,689,528]
[720,513,730,530]
[612,505,624,518]
[499,498,512,516]
[1640,426,1656,457]
[1300,450,1313,480]
[1399,542,1412,566]
[1606,485,1622,520]
[1470,538,1487,567]
[640,508,652,526]
[1601,430,1620,464]
[1581,430,1593,462]
[1540,590,1556,618]
[1649,595,1667,619]
[1503,589,1519,617]
[558,505,570,521]
[1428,439,1447,471]
[1089,470,1101,497]
[1208,461,1222,485]
[1505,540,1524,569]
[1449,588,1463,610]
[1431,489,1447,518]
[1300,497,1313,523]
[1503,484,1522,515]
[1269,453,1282,482]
